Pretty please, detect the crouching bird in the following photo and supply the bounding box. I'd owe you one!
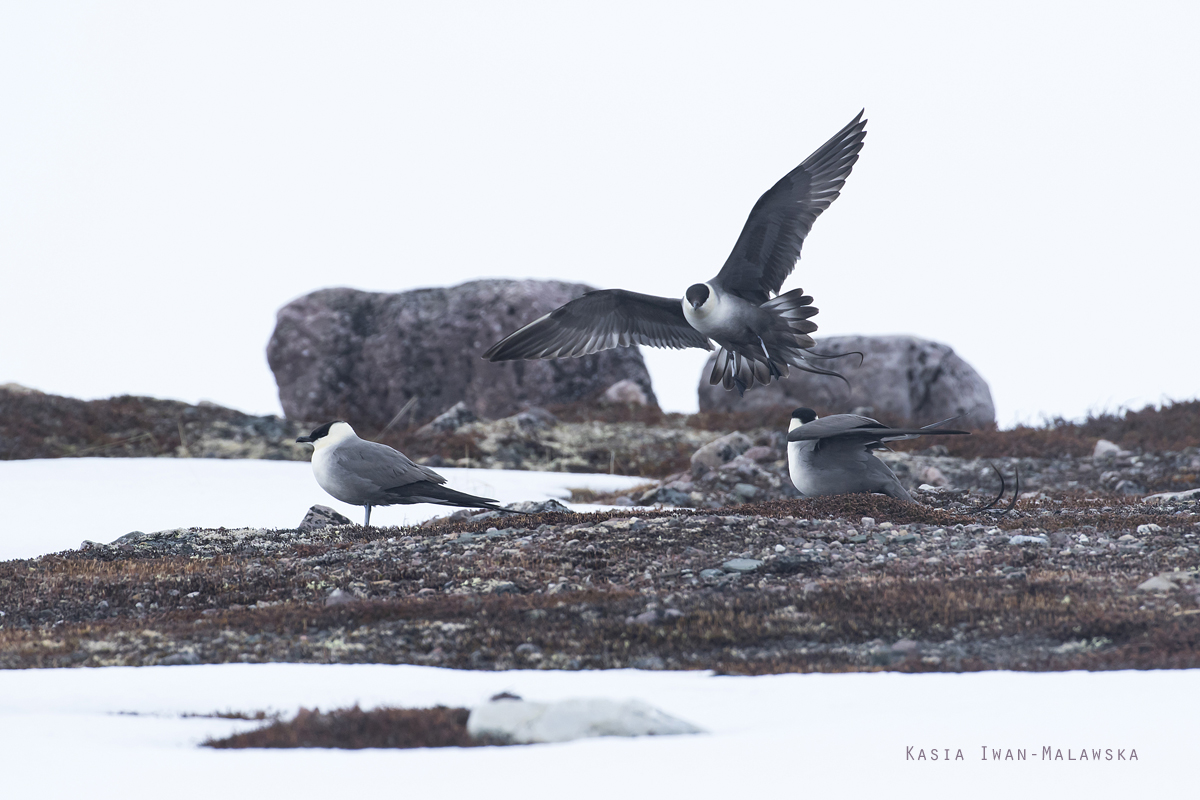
[786,408,969,503]
[296,421,505,526]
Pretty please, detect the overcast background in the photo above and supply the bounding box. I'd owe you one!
[2,1,1197,427]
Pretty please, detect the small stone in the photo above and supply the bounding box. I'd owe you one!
[914,465,949,487]
[324,588,355,607]
[1092,439,1124,458]
[503,499,572,514]
[774,544,786,553]
[861,517,876,528]
[690,432,752,478]
[159,650,201,666]
[602,379,649,406]
[741,446,777,463]
[629,655,667,670]
[1008,535,1049,546]
[1136,524,1163,534]
[733,483,760,501]
[699,568,725,580]
[1142,488,1200,504]
[891,638,919,654]
[297,504,352,532]
[1114,479,1146,496]
[1137,576,1178,593]
[414,400,478,436]
[721,558,763,573]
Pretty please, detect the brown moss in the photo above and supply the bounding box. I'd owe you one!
[204,705,499,749]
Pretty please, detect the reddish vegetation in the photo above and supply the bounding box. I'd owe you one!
[205,706,498,749]
[892,401,1200,459]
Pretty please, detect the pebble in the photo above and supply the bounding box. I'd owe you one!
[1009,535,1049,546]
[324,588,355,607]
[1137,575,1178,592]
[1136,524,1164,534]
[720,558,763,573]
[699,569,725,580]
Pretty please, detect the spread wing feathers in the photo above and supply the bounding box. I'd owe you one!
[379,480,505,511]
[712,111,867,305]
[708,287,841,394]
[788,415,970,445]
[334,441,447,492]
[761,287,819,336]
[483,289,712,361]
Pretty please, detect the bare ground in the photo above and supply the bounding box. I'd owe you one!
[3,387,1199,675]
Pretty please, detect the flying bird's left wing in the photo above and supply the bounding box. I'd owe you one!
[712,111,867,305]
[483,289,712,360]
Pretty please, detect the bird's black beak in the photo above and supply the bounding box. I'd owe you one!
[296,435,313,444]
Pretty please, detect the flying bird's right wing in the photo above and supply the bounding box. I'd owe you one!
[712,111,867,305]
[483,289,712,361]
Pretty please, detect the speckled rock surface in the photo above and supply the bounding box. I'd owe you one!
[697,335,995,428]
[267,280,658,430]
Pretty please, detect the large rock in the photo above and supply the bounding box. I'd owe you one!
[466,696,704,744]
[697,335,995,428]
[267,280,658,429]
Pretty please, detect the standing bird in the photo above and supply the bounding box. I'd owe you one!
[483,111,868,395]
[296,421,505,526]
[786,408,969,503]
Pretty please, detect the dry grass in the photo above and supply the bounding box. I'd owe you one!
[204,705,501,749]
[894,400,1200,459]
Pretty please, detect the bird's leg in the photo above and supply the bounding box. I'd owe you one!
[364,504,372,527]
[731,352,747,396]
[757,336,783,379]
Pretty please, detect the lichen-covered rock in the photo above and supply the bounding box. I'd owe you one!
[697,335,995,429]
[267,280,658,430]
[297,504,352,532]
[690,432,753,477]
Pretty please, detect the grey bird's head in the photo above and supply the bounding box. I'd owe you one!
[788,407,818,433]
[296,420,355,450]
[685,283,711,309]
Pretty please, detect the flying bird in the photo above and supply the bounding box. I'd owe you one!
[786,408,969,503]
[296,421,505,526]
[483,111,868,395]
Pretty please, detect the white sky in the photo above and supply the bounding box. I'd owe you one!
[2,1,1197,427]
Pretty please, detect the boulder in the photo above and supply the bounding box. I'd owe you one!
[697,334,995,428]
[690,432,752,478]
[267,280,658,430]
[466,697,703,744]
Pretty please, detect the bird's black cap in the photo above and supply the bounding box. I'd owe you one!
[685,283,710,308]
[791,407,818,423]
[296,420,341,444]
